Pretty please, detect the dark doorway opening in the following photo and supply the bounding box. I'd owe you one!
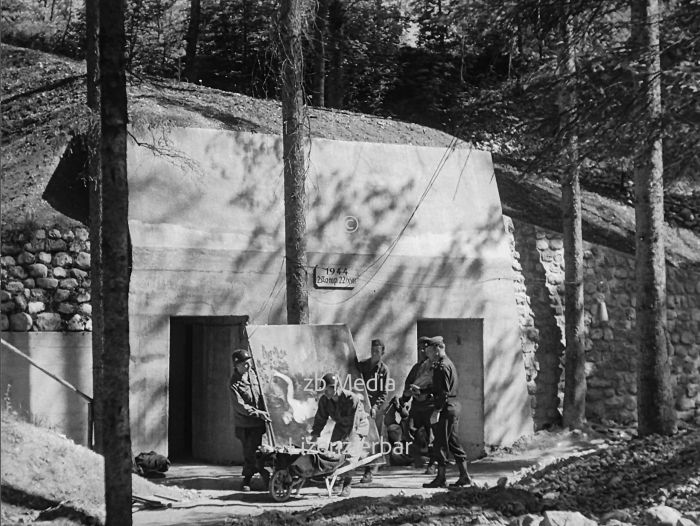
[417,318,485,459]
[168,316,248,464]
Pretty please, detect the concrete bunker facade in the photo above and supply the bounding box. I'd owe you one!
[127,127,530,460]
[6,125,530,462]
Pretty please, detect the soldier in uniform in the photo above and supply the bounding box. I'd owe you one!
[383,395,412,465]
[229,348,271,492]
[309,372,370,496]
[421,336,472,488]
[401,336,436,469]
[357,338,390,483]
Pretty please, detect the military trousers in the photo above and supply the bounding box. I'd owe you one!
[431,401,467,466]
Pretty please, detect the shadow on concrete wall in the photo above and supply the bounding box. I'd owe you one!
[44,128,531,451]
[136,129,528,443]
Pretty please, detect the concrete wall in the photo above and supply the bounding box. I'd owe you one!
[0,332,92,446]
[126,128,532,455]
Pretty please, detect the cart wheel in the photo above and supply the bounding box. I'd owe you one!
[269,469,293,502]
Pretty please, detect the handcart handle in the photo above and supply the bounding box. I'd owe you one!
[324,452,384,497]
[247,342,277,447]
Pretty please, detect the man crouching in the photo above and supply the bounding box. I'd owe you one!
[309,372,370,497]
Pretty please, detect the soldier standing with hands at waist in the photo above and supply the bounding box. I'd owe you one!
[229,349,271,492]
[421,336,472,488]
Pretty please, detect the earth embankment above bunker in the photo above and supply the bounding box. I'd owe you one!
[2,44,699,267]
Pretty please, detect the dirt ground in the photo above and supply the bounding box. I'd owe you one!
[3,408,698,526]
[131,430,606,526]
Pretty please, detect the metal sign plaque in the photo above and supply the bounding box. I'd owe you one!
[313,265,358,289]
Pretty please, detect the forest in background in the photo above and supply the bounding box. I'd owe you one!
[1,0,698,229]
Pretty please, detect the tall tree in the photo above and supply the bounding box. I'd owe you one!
[631,0,676,436]
[99,0,134,522]
[85,0,104,454]
[558,0,586,430]
[280,0,310,323]
[311,0,328,106]
[326,0,345,108]
[184,0,201,82]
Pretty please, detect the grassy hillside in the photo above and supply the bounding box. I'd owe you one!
[1,409,195,525]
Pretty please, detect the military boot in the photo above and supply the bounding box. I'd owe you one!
[360,466,373,483]
[449,460,472,487]
[259,469,271,489]
[340,476,353,497]
[241,477,252,492]
[422,466,446,488]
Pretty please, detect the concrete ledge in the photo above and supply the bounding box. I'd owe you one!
[1,332,93,446]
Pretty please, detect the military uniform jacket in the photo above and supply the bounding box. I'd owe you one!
[311,388,370,441]
[357,359,389,409]
[229,369,266,428]
[429,355,459,410]
[403,358,434,403]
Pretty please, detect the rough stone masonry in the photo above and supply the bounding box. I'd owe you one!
[1,226,92,333]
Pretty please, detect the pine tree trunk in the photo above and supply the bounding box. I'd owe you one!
[631,0,676,436]
[558,1,586,430]
[99,0,133,523]
[86,0,100,112]
[85,0,104,454]
[184,0,200,82]
[312,0,328,106]
[280,0,310,324]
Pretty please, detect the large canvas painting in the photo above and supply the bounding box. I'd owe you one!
[246,324,380,456]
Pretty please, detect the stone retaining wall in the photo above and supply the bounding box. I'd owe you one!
[506,217,564,428]
[1,227,92,332]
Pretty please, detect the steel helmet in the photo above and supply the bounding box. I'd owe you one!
[322,372,339,387]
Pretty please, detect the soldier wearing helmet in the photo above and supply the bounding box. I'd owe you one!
[229,348,271,492]
[309,372,370,496]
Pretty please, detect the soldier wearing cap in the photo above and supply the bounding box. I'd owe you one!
[309,372,370,496]
[421,336,472,488]
[229,348,271,492]
[401,336,436,469]
[357,338,390,483]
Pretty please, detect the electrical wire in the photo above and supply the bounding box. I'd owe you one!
[311,138,461,305]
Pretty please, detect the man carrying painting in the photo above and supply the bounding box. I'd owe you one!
[229,348,271,492]
[357,338,390,483]
[309,372,370,497]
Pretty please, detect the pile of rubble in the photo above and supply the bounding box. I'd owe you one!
[513,425,699,525]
